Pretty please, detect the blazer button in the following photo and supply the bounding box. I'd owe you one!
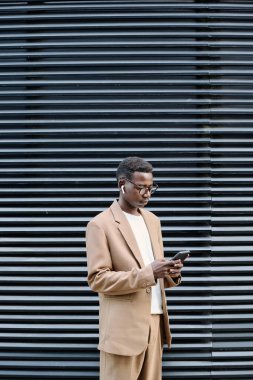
[146,287,151,294]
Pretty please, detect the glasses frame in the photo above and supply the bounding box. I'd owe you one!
[122,177,159,195]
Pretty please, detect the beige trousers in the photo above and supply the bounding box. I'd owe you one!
[100,315,164,380]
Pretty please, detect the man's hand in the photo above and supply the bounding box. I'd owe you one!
[151,259,183,279]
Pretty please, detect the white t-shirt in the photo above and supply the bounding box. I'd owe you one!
[123,211,163,314]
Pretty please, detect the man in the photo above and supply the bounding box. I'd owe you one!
[86,157,184,380]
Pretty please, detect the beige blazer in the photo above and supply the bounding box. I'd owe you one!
[86,200,181,356]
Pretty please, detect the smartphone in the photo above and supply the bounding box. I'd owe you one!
[172,250,190,262]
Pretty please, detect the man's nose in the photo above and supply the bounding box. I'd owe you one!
[143,188,151,197]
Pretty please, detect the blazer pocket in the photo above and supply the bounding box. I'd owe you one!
[104,294,133,301]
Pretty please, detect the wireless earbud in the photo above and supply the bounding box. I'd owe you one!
[121,185,125,194]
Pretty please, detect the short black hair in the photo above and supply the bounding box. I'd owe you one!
[116,157,153,181]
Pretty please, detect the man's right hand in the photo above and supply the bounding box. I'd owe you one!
[151,259,183,279]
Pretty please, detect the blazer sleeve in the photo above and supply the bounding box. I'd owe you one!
[85,221,156,295]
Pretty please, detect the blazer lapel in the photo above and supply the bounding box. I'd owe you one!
[139,208,163,260]
[110,200,145,268]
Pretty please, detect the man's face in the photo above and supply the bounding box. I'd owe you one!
[123,171,154,208]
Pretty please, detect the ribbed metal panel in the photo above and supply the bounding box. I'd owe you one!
[0,1,252,379]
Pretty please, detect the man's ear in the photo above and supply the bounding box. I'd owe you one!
[118,178,127,194]
[118,178,125,189]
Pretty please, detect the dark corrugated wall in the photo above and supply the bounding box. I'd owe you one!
[0,1,252,379]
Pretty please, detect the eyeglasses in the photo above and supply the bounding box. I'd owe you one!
[123,178,159,195]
